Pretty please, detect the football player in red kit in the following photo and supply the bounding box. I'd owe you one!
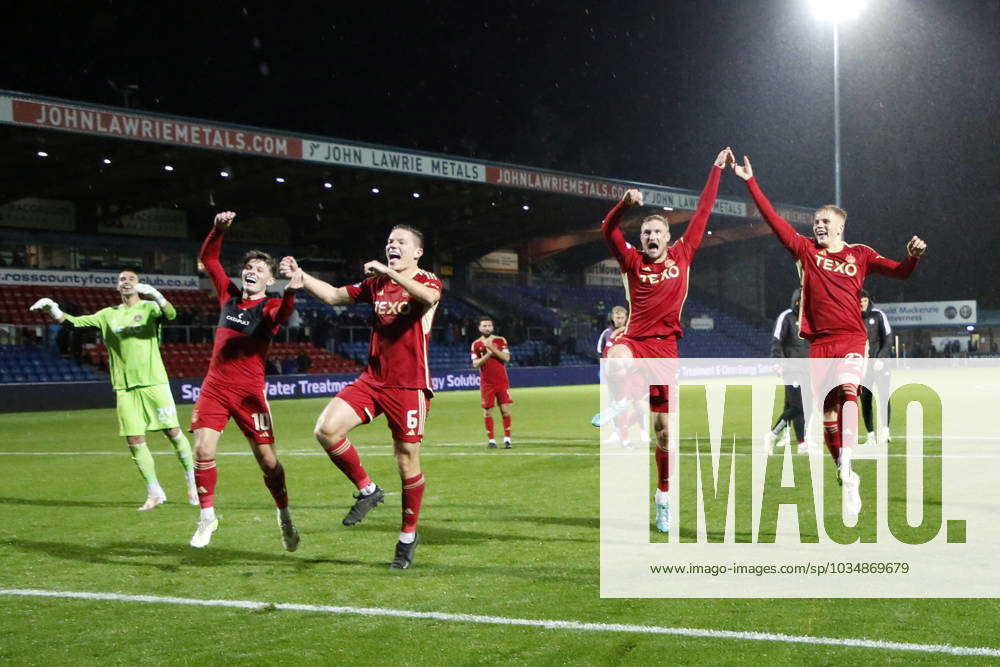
[279,224,440,569]
[471,316,513,449]
[602,148,731,533]
[732,151,926,516]
[189,211,302,551]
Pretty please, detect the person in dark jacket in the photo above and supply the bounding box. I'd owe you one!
[765,289,812,455]
[859,290,893,444]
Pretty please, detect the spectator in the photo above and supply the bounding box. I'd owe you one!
[267,356,282,375]
[297,352,312,373]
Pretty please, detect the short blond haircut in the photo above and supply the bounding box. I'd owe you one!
[816,205,847,224]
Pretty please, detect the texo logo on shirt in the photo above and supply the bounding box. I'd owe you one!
[639,265,681,284]
[374,300,411,315]
[814,255,858,276]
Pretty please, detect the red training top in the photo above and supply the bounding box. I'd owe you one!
[199,227,296,389]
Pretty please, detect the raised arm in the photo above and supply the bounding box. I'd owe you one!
[279,256,353,306]
[134,283,176,320]
[200,212,240,304]
[601,189,643,264]
[868,237,925,280]
[733,155,802,252]
[362,261,441,306]
[676,148,731,255]
[29,298,98,327]
[264,268,303,327]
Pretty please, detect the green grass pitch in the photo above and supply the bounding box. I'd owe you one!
[0,384,997,664]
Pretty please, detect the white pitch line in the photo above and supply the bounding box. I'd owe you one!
[0,451,597,457]
[0,588,996,657]
[3,450,1000,460]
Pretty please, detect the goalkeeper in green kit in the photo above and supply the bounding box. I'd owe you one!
[30,270,198,510]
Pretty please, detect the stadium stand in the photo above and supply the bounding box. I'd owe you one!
[0,284,218,325]
[86,341,362,379]
[0,344,100,383]
[0,272,773,385]
[466,284,771,358]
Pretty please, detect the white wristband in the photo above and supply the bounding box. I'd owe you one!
[50,305,64,320]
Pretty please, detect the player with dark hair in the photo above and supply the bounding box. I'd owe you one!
[30,270,197,510]
[732,152,926,515]
[859,290,893,445]
[279,224,441,569]
[601,148,731,533]
[188,211,302,550]
[764,289,811,456]
[471,316,513,449]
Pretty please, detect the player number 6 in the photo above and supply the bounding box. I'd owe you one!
[406,409,419,430]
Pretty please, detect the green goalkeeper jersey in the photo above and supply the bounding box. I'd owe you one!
[64,300,176,391]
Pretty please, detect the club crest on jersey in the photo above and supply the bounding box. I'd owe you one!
[814,254,858,276]
[133,314,143,322]
[374,299,411,315]
[846,254,856,264]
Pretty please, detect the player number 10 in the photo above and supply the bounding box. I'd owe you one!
[252,412,272,431]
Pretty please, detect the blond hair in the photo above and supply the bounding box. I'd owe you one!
[640,214,669,228]
[816,205,847,224]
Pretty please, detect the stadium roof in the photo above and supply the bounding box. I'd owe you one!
[0,90,818,268]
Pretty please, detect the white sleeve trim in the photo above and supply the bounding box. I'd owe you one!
[772,310,791,339]
[875,308,892,334]
[597,329,609,354]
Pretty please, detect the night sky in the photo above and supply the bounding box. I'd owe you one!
[3,1,999,304]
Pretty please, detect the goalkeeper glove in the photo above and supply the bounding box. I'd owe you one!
[134,283,167,306]
[29,297,64,320]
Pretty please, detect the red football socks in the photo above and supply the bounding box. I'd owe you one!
[655,447,670,492]
[262,461,289,510]
[325,438,372,490]
[823,420,842,465]
[194,458,217,509]
[401,473,425,533]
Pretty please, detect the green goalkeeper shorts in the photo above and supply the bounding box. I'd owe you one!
[116,384,180,437]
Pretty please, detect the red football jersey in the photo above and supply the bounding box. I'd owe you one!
[471,336,510,387]
[746,177,918,341]
[602,165,721,339]
[200,227,296,388]
[346,270,441,391]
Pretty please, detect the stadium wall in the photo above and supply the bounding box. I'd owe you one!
[0,365,602,412]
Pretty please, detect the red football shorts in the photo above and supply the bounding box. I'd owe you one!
[480,383,513,409]
[336,373,430,444]
[615,335,678,413]
[808,334,869,409]
[190,379,275,445]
